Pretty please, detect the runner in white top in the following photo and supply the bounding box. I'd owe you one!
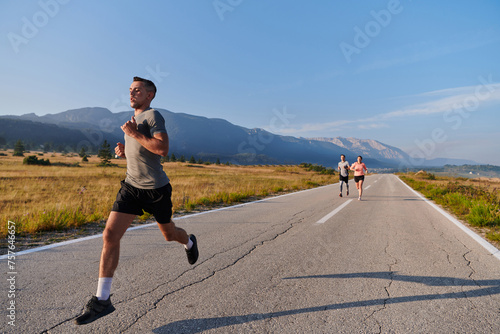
[337,154,350,197]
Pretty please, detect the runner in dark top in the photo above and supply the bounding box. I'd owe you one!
[75,77,199,325]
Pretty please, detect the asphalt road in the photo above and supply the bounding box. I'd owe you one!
[2,174,499,333]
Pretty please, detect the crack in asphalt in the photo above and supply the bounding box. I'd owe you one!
[462,250,478,305]
[461,250,496,329]
[119,213,305,332]
[364,240,398,334]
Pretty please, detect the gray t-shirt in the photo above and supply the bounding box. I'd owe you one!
[338,161,349,177]
[124,108,169,189]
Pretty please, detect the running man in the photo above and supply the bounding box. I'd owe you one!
[350,155,368,201]
[337,154,350,197]
[75,77,199,325]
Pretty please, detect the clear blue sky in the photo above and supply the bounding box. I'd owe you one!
[2,0,499,165]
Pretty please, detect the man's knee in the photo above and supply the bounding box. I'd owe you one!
[103,228,122,245]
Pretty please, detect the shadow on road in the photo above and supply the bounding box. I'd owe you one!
[283,272,500,287]
[152,272,500,334]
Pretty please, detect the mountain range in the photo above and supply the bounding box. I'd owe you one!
[0,107,478,169]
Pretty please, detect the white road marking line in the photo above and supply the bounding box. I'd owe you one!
[398,177,500,262]
[316,200,353,224]
[365,185,371,190]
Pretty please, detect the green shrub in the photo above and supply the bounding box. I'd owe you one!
[228,192,245,203]
[184,200,196,211]
[23,155,51,166]
[198,197,211,206]
[441,193,471,216]
[299,163,335,175]
[467,202,500,227]
[306,181,320,187]
[138,210,152,221]
[486,229,500,242]
[425,172,436,180]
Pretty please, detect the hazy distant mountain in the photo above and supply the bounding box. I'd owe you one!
[0,108,480,168]
[310,137,479,167]
[0,118,106,151]
[310,137,410,165]
[417,157,479,167]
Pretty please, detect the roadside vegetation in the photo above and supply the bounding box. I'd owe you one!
[0,151,335,240]
[399,171,500,245]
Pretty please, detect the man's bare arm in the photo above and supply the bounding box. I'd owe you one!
[136,132,169,156]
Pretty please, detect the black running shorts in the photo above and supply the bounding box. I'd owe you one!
[339,175,349,182]
[354,175,365,183]
[112,181,173,224]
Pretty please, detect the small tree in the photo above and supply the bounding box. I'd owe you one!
[79,147,87,158]
[189,156,196,163]
[216,158,221,165]
[98,140,113,166]
[161,155,170,163]
[179,155,186,163]
[13,140,25,156]
[170,153,177,162]
[43,142,52,153]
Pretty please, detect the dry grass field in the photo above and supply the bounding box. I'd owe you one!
[0,151,336,241]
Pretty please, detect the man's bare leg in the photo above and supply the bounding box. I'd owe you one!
[99,211,136,278]
[158,220,199,265]
[157,219,189,244]
[75,211,135,325]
